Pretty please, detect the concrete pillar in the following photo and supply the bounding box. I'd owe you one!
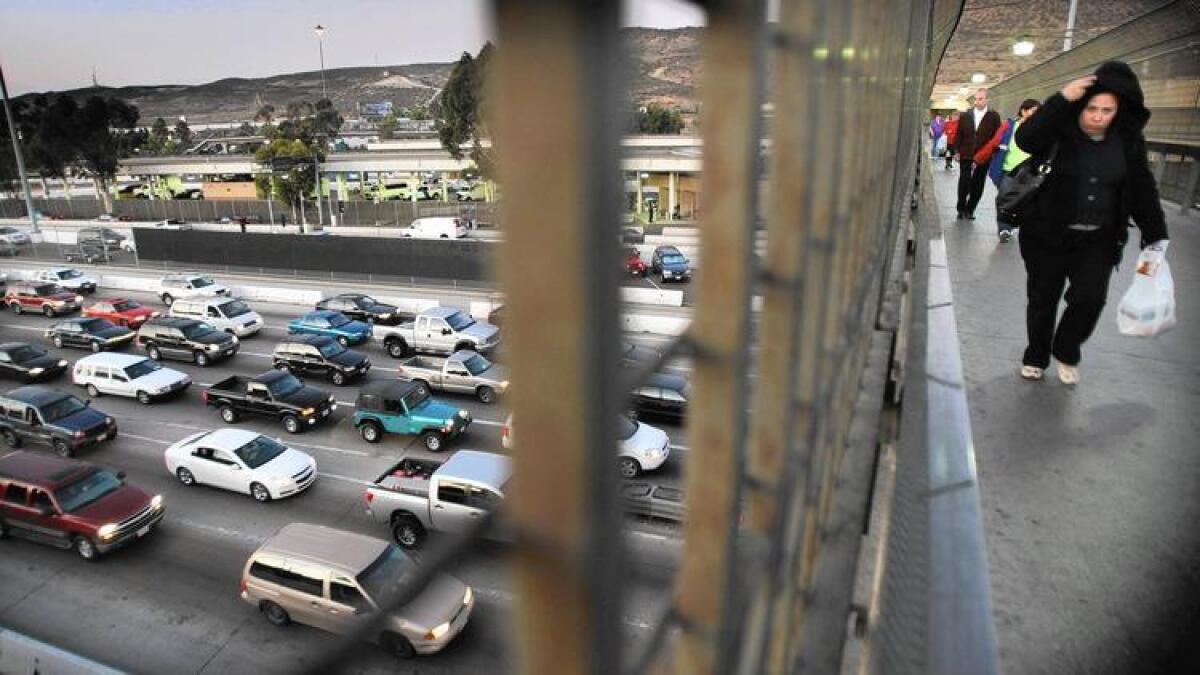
[1182,157,1199,215]
[1152,151,1167,185]
[668,171,677,221]
[636,174,644,214]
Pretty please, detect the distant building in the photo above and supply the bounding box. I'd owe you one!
[359,102,394,121]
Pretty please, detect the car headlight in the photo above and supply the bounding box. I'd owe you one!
[151,494,164,510]
[75,295,84,303]
[98,523,118,541]
[207,343,220,351]
[425,622,451,641]
[301,407,315,416]
[458,410,470,420]
[29,367,44,375]
[463,586,473,606]
[58,360,68,367]
[499,380,510,391]
[106,416,114,425]
[230,335,239,344]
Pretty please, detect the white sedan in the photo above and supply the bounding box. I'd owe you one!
[500,413,670,478]
[164,429,316,502]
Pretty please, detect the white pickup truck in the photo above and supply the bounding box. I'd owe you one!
[380,306,501,358]
[363,451,511,548]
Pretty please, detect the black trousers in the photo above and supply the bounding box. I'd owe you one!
[1019,230,1117,368]
[956,159,989,215]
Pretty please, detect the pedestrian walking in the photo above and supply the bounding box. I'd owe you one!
[930,113,946,158]
[953,88,1002,220]
[1013,61,1169,384]
[943,112,960,170]
[988,99,1041,242]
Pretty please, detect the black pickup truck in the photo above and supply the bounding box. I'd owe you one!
[202,370,336,434]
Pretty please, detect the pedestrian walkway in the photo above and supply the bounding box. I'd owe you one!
[933,164,1200,674]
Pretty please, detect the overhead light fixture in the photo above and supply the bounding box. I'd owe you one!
[971,73,987,84]
[1013,38,1035,56]
[958,86,970,95]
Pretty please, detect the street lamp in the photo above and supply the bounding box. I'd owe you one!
[1013,37,1035,56]
[313,24,327,101]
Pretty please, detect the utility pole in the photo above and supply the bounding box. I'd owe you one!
[0,62,40,233]
[314,25,328,101]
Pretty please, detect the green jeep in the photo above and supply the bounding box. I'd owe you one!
[353,380,471,451]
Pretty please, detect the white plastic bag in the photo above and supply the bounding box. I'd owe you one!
[1117,247,1176,337]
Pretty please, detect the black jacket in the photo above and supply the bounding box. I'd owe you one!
[1014,61,1167,257]
[953,107,1002,160]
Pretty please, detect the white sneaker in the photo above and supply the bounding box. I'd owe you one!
[1020,365,1044,380]
[1058,363,1079,385]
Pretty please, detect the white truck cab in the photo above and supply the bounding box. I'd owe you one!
[169,297,263,337]
[36,268,99,294]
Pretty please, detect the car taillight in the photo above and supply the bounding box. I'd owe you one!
[365,491,374,503]
[501,424,510,440]
[201,390,209,403]
[239,578,247,594]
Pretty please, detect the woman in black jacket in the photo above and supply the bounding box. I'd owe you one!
[1013,61,1169,384]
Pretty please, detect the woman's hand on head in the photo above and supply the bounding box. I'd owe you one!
[1061,75,1098,102]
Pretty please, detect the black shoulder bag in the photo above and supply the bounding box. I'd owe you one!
[995,141,1059,225]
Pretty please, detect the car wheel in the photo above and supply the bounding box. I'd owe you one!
[381,631,417,659]
[86,384,101,398]
[386,339,408,359]
[391,516,426,549]
[477,386,496,404]
[618,457,642,479]
[136,390,152,405]
[220,405,239,424]
[336,336,348,347]
[90,341,102,353]
[52,438,72,457]
[147,345,161,360]
[260,601,290,626]
[360,422,382,443]
[422,431,444,452]
[250,482,272,502]
[9,302,20,315]
[74,536,98,561]
[194,351,209,367]
[43,305,55,317]
[53,335,64,348]
[330,370,345,386]
[1,429,20,448]
[161,293,174,306]
[282,415,301,434]
[176,467,196,486]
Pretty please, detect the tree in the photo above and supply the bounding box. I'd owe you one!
[173,119,194,149]
[75,96,140,210]
[255,138,317,221]
[403,104,429,121]
[436,43,494,177]
[378,112,398,140]
[254,104,275,124]
[144,117,174,156]
[634,104,684,135]
[311,98,343,142]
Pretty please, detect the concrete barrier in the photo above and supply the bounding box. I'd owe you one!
[0,628,122,674]
[622,312,689,336]
[621,286,685,307]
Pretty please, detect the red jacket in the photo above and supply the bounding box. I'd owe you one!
[974,119,1010,165]
[944,118,959,146]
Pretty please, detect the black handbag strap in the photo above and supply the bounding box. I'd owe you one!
[1036,142,1060,174]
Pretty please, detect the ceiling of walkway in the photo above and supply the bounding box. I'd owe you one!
[932,0,1169,110]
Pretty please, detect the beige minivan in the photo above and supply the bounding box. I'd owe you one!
[240,522,474,658]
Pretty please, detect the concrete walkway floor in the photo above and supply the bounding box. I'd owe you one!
[933,163,1200,674]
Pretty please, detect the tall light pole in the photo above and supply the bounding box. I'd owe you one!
[0,63,40,233]
[313,24,327,101]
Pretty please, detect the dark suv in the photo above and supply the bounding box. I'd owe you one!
[137,317,238,367]
[5,281,82,317]
[273,335,371,386]
[0,451,163,560]
[0,386,118,457]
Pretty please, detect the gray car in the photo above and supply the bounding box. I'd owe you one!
[395,350,509,403]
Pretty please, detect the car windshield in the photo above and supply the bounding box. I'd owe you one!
[267,374,304,398]
[54,470,123,513]
[8,345,45,361]
[59,270,83,279]
[400,385,431,410]
[124,359,162,379]
[182,323,218,340]
[357,295,377,306]
[0,227,14,234]
[318,341,345,358]
[356,545,423,608]
[445,311,475,331]
[663,254,688,265]
[190,277,214,288]
[327,313,352,327]
[234,436,288,469]
[34,284,59,296]
[112,300,140,312]
[84,318,116,332]
[617,416,638,440]
[462,354,491,375]
[219,300,252,317]
[41,395,89,422]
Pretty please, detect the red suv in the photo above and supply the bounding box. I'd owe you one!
[0,451,164,560]
[5,281,83,317]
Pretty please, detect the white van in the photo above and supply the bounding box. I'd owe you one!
[399,217,469,240]
[73,352,191,404]
[169,298,263,337]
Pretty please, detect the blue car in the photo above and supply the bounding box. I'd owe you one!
[287,310,372,346]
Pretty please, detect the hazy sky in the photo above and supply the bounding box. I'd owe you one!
[0,0,705,96]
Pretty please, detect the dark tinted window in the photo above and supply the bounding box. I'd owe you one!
[438,483,468,505]
[2,484,28,505]
[250,562,323,596]
[330,581,372,611]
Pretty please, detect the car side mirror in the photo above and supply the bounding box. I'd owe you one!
[84,400,91,406]
[442,328,451,335]
[117,471,127,480]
